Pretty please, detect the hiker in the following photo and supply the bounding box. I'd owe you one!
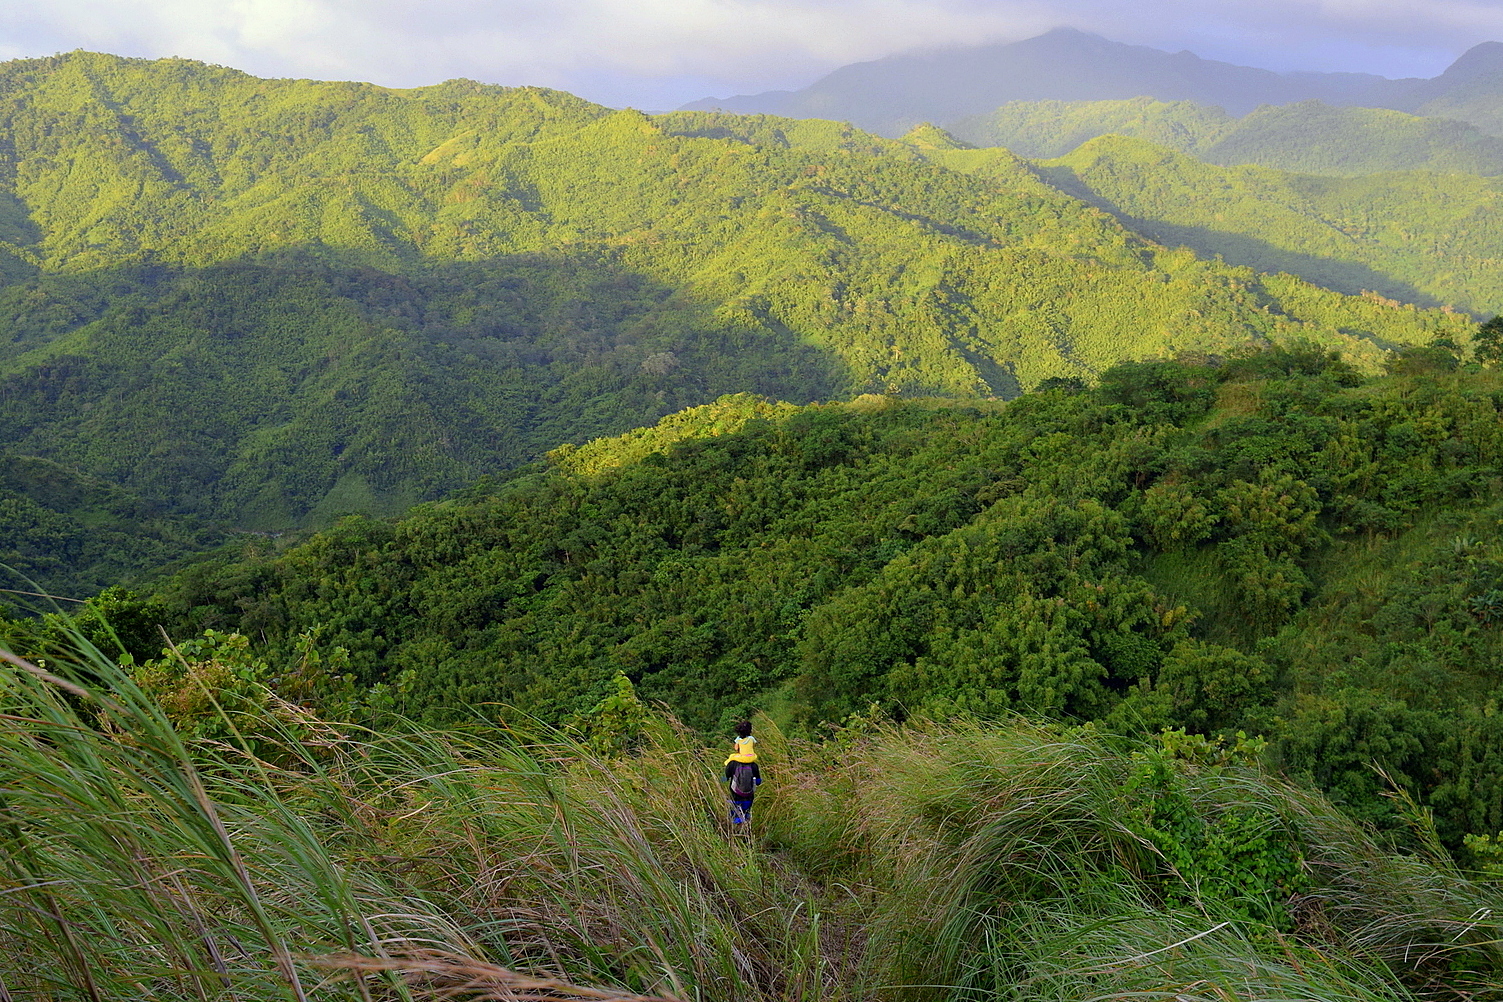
[725,719,757,765]
[722,720,761,824]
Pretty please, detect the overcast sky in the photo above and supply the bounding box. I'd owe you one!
[2,0,1500,110]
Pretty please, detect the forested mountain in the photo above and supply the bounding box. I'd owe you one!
[0,51,1465,557]
[920,135,1503,317]
[947,97,1503,175]
[45,349,1503,844]
[6,36,1503,1002]
[684,28,1503,139]
[5,47,1503,1000]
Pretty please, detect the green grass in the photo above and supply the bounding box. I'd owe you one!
[0,627,1499,1000]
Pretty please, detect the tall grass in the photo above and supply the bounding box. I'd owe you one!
[756,721,1503,1001]
[0,632,1499,1000]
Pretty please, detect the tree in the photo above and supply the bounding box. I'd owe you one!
[1475,315,1503,367]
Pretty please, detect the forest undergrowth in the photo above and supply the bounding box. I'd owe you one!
[1,627,1501,1001]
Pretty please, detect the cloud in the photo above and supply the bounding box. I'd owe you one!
[0,0,1492,107]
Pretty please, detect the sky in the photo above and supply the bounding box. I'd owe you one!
[2,0,1501,111]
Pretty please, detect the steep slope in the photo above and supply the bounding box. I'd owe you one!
[0,52,1466,538]
[946,97,1503,175]
[682,27,1425,137]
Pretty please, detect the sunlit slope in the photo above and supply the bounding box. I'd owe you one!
[0,52,1471,530]
[932,135,1503,316]
[946,97,1503,175]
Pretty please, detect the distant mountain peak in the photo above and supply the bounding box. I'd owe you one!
[1439,40,1503,82]
[1035,26,1109,43]
[682,29,1391,135]
[679,29,1503,138]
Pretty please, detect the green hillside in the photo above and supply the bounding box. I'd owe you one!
[1034,135,1503,315]
[0,453,224,599]
[948,98,1235,160]
[47,349,1503,843]
[1206,102,1503,175]
[946,96,1503,175]
[0,52,1472,549]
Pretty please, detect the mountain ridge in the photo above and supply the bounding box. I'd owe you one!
[683,28,1499,138]
[945,96,1503,176]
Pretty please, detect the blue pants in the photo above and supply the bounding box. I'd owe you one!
[730,798,754,824]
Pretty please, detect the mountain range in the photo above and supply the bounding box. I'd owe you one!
[0,49,1472,572]
[685,28,1503,138]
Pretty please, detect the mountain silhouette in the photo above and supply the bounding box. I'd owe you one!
[683,28,1501,137]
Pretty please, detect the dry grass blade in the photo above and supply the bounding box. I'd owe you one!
[313,950,686,1002]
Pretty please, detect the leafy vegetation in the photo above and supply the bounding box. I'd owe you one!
[21,348,1502,843]
[1,634,1499,1001]
[0,452,224,599]
[924,134,1503,318]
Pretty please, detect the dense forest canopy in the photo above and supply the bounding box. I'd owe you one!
[17,348,1500,848]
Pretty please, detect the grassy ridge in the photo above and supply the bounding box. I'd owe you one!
[0,634,1499,1001]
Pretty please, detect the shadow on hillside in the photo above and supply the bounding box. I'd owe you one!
[0,250,850,533]
[1101,214,1450,312]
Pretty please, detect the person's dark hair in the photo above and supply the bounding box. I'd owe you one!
[733,720,752,738]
